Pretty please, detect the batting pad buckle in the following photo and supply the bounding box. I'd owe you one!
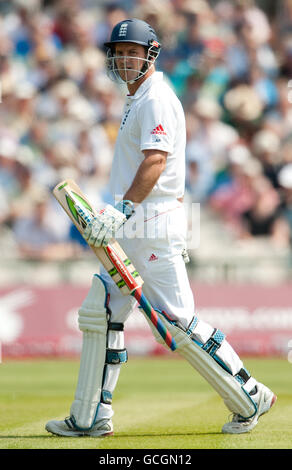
[106,348,128,364]
[186,316,199,336]
[108,322,124,331]
[100,390,113,405]
[202,329,225,357]
[235,368,251,386]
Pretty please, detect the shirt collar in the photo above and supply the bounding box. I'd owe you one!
[128,71,163,100]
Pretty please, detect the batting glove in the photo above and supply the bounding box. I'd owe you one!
[83,200,135,248]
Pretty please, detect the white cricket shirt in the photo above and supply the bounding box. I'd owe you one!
[109,71,186,202]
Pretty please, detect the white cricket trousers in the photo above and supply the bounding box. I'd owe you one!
[97,197,243,420]
[102,197,195,327]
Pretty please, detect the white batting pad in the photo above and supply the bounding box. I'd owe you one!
[145,312,257,419]
[70,275,108,430]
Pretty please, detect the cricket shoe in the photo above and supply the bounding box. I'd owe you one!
[45,417,113,437]
[222,382,277,434]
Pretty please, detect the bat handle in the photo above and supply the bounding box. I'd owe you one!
[132,288,177,351]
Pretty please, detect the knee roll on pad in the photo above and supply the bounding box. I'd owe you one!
[78,274,110,333]
[70,275,127,430]
[145,310,257,419]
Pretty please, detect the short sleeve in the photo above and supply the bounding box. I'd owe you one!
[138,98,176,154]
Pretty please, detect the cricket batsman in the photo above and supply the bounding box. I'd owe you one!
[46,18,276,437]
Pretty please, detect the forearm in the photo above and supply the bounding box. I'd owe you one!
[79,152,166,248]
[123,151,167,204]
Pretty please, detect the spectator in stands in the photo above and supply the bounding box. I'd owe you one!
[265,78,292,141]
[0,0,290,260]
[12,190,80,260]
[11,82,37,139]
[186,140,215,203]
[9,161,48,221]
[0,136,19,201]
[209,144,262,234]
[239,174,289,247]
[251,129,282,189]
[277,163,292,246]
[191,96,239,191]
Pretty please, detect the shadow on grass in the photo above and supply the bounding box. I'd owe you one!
[0,431,223,439]
[0,435,56,439]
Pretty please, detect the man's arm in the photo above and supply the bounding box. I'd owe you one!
[80,150,167,248]
[123,149,167,204]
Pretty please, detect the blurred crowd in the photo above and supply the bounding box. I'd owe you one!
[0,0,292,261]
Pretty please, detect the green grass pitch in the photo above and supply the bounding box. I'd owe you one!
[0,357,291,449]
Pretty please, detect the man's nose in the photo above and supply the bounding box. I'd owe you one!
[119,56,132,66]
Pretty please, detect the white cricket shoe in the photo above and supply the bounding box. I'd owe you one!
[222,383,277,434]
[45,417,113,437]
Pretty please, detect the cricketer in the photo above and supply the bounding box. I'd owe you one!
[46,18,276,437]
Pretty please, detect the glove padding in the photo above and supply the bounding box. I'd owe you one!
[83,204,127,248]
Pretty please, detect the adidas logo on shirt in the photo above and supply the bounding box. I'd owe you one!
[151,124,167,135]
[148,253,158,261]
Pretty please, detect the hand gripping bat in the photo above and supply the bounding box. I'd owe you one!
[53,179,177,351]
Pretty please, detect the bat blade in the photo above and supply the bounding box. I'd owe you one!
[53,179,143,295]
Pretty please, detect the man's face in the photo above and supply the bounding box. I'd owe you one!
[114,42,147,82]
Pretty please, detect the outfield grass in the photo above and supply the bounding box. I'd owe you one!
[0,357,291,449]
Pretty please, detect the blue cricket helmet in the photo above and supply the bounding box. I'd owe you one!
[104,18,161,84]
[104,18,161,52]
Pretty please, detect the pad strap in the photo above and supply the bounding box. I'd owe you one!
[106,348,128,364]
[202,328,225,357]
[235,367,250,385]
[100,390,113,405]
[186,316,199,336]
[108,322,124,331]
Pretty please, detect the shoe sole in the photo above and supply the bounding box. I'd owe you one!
[222,392,277,434]
[45,424,114,438]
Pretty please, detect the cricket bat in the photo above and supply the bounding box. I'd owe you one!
[53,179,177,351]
